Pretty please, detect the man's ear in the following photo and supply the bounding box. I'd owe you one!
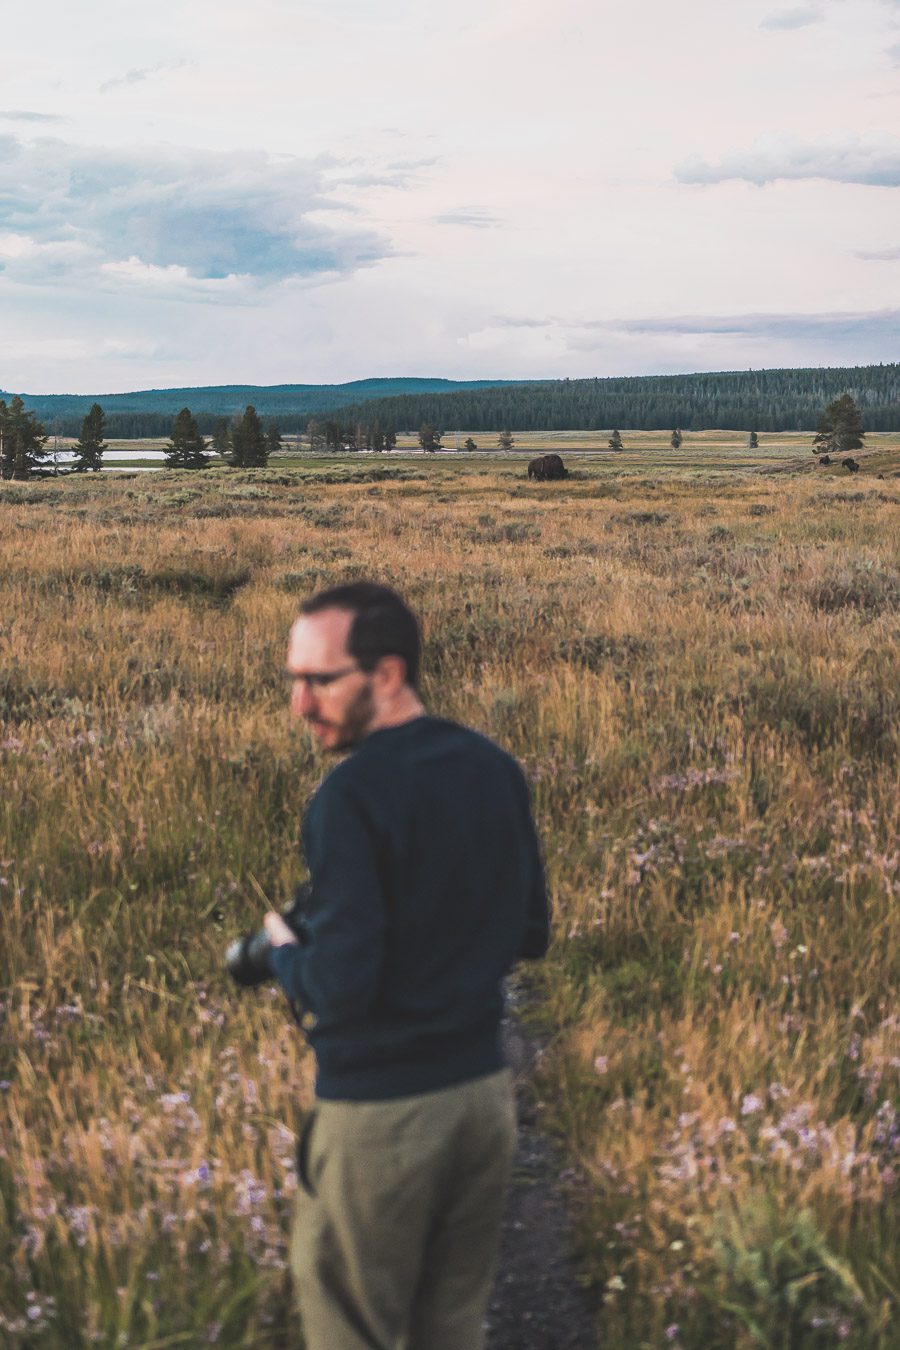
[376,653,408,692]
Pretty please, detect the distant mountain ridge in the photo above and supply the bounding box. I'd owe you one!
[0,378,520,426]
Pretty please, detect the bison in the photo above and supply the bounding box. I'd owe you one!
[818,455,831,466]
[527,453,568,481]
[842,457,860,473]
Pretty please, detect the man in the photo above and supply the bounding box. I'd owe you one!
[263,581,550,1350]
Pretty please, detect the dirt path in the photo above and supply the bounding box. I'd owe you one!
[485,995,599,1350]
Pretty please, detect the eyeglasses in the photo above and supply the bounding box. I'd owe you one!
[285,664,360,691]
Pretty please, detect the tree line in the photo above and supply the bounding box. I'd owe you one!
[0,391,872,478]
[163,405,285,469]
[8,363,897,440]
[307,418,398,453]
[312,364,900,435]
[0,401,283,477]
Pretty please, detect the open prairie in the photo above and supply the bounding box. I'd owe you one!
[1,447,898,1347]
[46,428,900,473]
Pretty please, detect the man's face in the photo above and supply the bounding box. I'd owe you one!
[286,609,376,753]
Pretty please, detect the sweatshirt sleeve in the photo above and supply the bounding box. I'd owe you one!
[514,766,552,960]
[520,828,551,959]
[269,774,388,1026]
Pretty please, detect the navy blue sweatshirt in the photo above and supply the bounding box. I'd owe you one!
[269,715,550,1100]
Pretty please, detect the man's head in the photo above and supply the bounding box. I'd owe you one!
[286,582,423,753]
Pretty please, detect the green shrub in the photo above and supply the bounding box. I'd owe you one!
[704,1197,872,1349]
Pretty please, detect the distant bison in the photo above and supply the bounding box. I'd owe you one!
[818,455,831,466]
[842,457,860,473]
[528,453,568,481]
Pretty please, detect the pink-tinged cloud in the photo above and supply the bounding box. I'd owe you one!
[676,134,900,188]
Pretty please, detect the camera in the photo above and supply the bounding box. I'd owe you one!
[225,882,312,987]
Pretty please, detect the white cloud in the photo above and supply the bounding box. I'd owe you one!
[433,208,502,229]
[96,257,256,303]
[0,135,395,291]
[0,232,92,277]
[572,307,900,342]
[492,315,553,328]
[761,6,824,30]
[99,62,188,94]
[676,133,900,186]
[0,109,63,122]
[483,307,900,350]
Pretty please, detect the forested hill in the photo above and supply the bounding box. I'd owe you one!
[317,364,900,434]
[0,378,518,437]
[4,365,898,437]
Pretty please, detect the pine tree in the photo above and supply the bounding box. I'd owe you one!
[384,426,397,452]
[322,420,342,451]
[670,428,682,449]
[165,408,209,469]
[0,400,8,478]
[418,424,442,453]
[0,396,49,479]
[230,405,268,467]
[211,418,231,457]
[307,418,324,451]
[71,403,107,472]
[813,394,864,456]
[497,429,514,450]
[608,429,623,451]
[265,421,283,456]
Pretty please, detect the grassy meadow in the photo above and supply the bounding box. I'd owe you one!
[47,427,900,474]
[1,443,898,1347]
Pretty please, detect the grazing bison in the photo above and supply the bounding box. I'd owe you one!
[528,453,568,481]
[818,455,831,466]
[842,457,860,473]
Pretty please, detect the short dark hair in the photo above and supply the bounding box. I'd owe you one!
[300,582,422,690]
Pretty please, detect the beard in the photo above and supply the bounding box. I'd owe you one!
[321,678,376,753]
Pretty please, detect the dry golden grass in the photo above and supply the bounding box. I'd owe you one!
[1,451,898,1346]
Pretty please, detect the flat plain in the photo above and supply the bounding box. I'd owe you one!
[1,441,898,1347]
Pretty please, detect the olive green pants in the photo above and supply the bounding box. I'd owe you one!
[290,1069,516,1350]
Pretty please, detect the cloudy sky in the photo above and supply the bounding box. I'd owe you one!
[2,0,898,392]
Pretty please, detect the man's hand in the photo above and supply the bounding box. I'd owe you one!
[264,911,299,947]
